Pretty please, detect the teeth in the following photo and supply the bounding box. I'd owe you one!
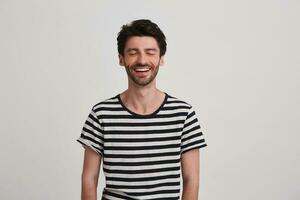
[135,68,150,72]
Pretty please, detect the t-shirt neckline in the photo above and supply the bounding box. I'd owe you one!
[117,92,168,118]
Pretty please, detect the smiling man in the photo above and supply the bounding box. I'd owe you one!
[77,19,207,200]
[121,36,162,86]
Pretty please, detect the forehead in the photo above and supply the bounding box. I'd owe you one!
[125,36,159,50]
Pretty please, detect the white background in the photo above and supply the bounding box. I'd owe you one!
[0,0,299,199]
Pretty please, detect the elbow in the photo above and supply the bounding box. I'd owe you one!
[182,177,199,200]
[183,176,199,188]
[81,173,98,200]
[82,172,98,186]
[183,174,199,191]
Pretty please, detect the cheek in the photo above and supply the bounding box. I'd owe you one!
[124,57,136,66]
[148,56,160,64]
[125,56,160,67]
[152,59,161,67]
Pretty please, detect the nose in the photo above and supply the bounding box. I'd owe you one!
[137,53,147,65]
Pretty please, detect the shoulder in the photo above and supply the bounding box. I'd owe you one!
[91,94,120,111]
[166,93,193,109]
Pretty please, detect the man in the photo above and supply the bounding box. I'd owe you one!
[77,19,207,200]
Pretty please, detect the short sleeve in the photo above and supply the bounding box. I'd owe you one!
[77,106,104,156]
[181,106,207,155]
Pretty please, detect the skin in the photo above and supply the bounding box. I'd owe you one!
[118,36,166,114]
[181,148,200,200]
[80,36,200,200]
[81,147,101,200]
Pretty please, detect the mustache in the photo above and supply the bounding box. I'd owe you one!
[132,63,150,68]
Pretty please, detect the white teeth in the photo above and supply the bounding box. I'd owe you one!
[135,68,150,72]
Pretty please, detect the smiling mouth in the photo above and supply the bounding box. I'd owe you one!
[134,67,150,72]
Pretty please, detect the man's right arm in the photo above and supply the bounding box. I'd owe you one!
[81,146,102,200]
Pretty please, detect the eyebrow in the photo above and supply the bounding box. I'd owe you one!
[126,48,158,52]
[126,48,138,52]
[145,48,158,52]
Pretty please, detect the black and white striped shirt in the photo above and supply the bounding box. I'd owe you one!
[77,93,207,199]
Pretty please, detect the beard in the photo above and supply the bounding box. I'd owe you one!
[124,60,160,86]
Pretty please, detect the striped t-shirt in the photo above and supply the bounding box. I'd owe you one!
[77,93,207,200]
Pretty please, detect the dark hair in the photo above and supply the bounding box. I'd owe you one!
[117,19,167,56]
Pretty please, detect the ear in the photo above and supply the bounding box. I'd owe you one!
[119,54,125,66]
[159,56,165,66]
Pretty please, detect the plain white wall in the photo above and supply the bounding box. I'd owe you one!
[0,0,299,199]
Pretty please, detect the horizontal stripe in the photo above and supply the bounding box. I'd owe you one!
[106,174,180,182]
[97,112,188,119]
[104,148,181,156]
[181,140,206,151]
[100,119,185,127]
[181,143,207,155]
[105,135,181,143]
[77,93,207,199]
[104,143,180,151]
[182,132,203,143]
[105,127,182,134]
[103,158,180,166]
[125,189,180,196]
[103,189,137,200]
[106,169,179,179]
[184,118,198,129]
[103,166,180,174]
[79,134,103,148]
[183,125,201,135]
[104,151,180,158]
[107,181,180,189]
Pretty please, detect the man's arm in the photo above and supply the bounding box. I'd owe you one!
[81,146,102,200]
[181,148,200,200]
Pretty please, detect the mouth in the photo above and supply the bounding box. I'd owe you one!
[134,67,150,72]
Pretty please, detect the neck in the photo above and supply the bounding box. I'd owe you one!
[120,80,165,115]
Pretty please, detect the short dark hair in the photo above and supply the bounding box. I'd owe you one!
[117,19,167,56]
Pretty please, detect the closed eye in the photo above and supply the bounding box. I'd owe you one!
[146,50,157,55]
[128,52,137,55]
[127,50,138,56]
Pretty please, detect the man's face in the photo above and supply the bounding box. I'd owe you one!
[119,36,164,86]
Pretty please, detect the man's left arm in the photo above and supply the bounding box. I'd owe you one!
[181,148,200,200]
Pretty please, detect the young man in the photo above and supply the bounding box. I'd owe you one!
[77,19,207,200]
